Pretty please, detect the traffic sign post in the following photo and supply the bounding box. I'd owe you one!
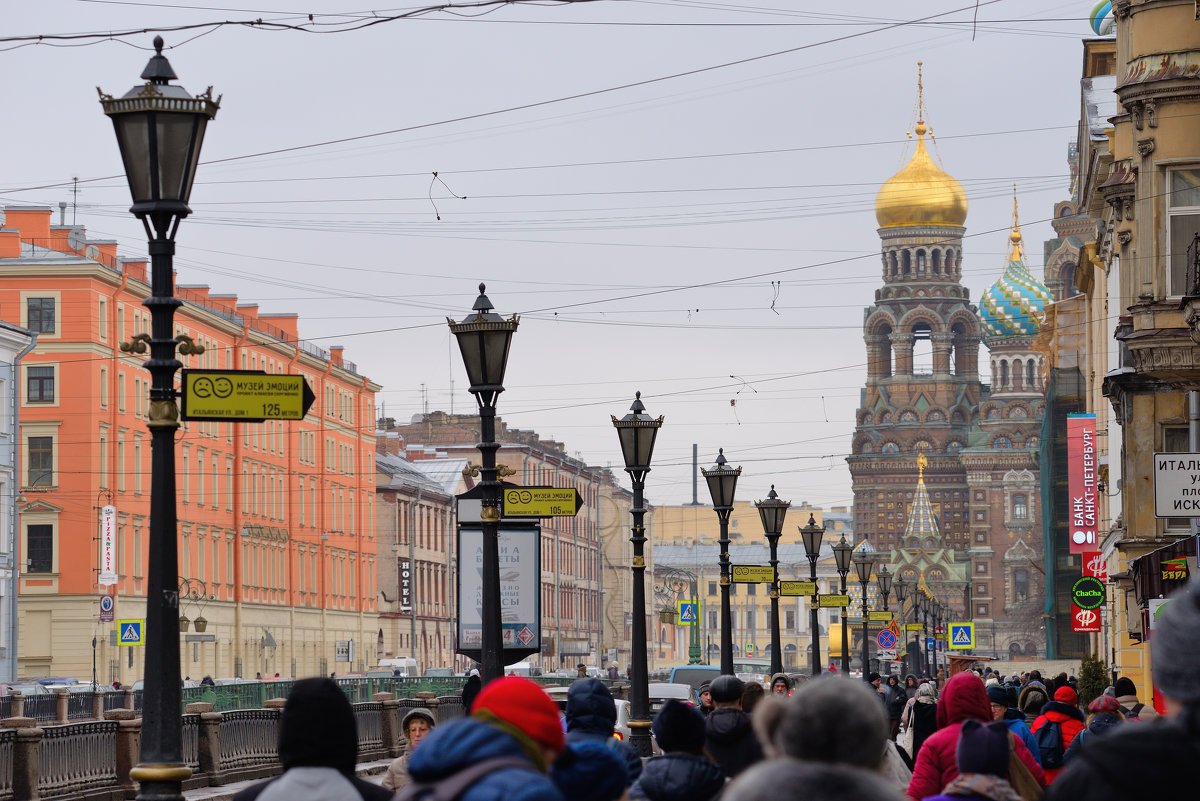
[501,487,583,518]
[948,622,975,650]
[877,629,897,650]
[117,619,145,646]
[677,600,698,626]
[180,370,315,422]
[99,595,115,623]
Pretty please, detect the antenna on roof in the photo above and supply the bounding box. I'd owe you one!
[71,177,79,226]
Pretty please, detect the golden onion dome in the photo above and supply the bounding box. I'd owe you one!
[875,120,968,229]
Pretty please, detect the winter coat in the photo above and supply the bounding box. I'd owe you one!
[1115,694,1158,721]
[909,699,939,760]
[1062,712,1121,764]
[704,707,762,778]
[886,683,908,721]
[906,673,1044,801]
[1016,682,1048,728]
[234,768,392,801]
[905,674,919,700]
[381,754,411,792]
[1030,700,1086,783]
[1047,714,1200,801]
[564,678,643,781]
[629,753,725,801]
[406,718,564,801]
[1001,708,1040,767]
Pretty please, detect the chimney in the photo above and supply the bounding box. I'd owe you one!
[329,345,344,367]
[119,258,148,282]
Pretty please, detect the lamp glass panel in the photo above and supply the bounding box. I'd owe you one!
[155,113,203,203]
[454,331,485,387]
[705,471,737,508]
[832,540,852,573]
[112,114,153,204]
[482,329,513,386]
[853,554,873,583]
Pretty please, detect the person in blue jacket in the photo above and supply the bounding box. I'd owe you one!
[987,684,1041,765]
[564,678,642,783]
[631,700,725,801]
[406,677,565,801]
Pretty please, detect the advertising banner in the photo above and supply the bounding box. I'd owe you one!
[399,559,412,611]
[1070,604,1101,633]
[99,505,118,586]
[1067,414,1099,554]
[1081,552,1108,581]
[458,527,541,651]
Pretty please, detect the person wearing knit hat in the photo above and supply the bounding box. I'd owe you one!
[705,674,762,778]
[405,677,565,801]
[1111,675,1157,720]
[550,741,629,801]
[1030,685,1085,783]
[631,700,725,801]
[985,684,1040,768]
[1048,578,1200,801]
[723,759,903,801]
[920,719,1023,801]
[381,708,437,791]
[697,680,714,716]
[232,678,392,801]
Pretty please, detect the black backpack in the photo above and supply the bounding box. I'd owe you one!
[395,757,535,801]
[1035,720,1065,769]
[1120,702,1144,720]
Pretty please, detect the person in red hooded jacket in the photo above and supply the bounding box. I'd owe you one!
[1030,685,1086,784]
[906,672,1044,801]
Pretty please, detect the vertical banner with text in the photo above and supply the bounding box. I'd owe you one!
[1067,414,1099,554]
[98,505,118,586]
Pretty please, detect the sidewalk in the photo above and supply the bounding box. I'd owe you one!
[182,758,392,801]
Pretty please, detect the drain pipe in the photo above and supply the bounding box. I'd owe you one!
[1191,392,1200,540]
[9,333,36,682]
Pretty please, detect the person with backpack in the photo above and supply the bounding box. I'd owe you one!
[1112,676,1157,721]
[986,685,1040,767]
[631,700,726,801]
[401,676,566,801]
[1063,696,1124,764]
[550,741,630,801]
[1030,685,1085,784]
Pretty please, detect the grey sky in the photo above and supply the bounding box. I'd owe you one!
[4,1,1090,510]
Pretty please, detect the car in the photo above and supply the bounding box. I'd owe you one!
[3,683,50,696]
[667,666,719,694]
[647,682,693,716]
[423,667,454,677]
[613,699,633,742]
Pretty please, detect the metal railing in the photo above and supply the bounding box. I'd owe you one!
[0,729,13,801]
[66,693,94,721]
[353,702,383,754]
[434,697,465,722]
[23,695,56,724]
[0,697,11,721]
[182,713,201,773]
[217,710,280,772]
[102,691,126,714]
[37,721,118,798]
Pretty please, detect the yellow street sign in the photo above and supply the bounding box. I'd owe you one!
[818,594,851,608]
[501,487,583,517]
[731,565,774,583]
[905,623,924,632]
[779,581,817,596]
[868,611,894,622]
[180,370,315,422]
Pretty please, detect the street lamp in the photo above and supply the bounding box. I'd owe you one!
[831,536,853,675]
[100,37,218,801]
[800,515,826,675]
[702,449,740,675]
[755,486,790,675]
[876,565,892,675]
[894,579,910,674]
[852,550,874,679]
[449,284,519,684]
[612,392,664,757]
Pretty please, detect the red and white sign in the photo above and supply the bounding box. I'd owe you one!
[98,505,118,586]
[1070,604,1101,633]
[1067,415,1099,554]
[1082,552,1108,581]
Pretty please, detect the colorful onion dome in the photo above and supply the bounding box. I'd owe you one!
[979,195,1053,338]
[875,64,968,229]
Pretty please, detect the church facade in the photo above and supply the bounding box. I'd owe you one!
[848,83,1049,660]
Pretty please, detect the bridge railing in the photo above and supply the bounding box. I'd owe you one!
[36,720,118,799]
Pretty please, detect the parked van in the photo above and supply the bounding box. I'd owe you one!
[376,657,418,677]
[504,661,533,677]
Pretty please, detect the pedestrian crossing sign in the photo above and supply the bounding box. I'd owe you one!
[117,619,144,646]
[677,601,698,626]
[947,622,974,650]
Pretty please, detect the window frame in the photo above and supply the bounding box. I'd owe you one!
[26,365,54,403]
[1167,167,1200,297]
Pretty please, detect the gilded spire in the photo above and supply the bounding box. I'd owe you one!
[916,61,926,136]
[917,452,928,482]
[1009,184,1024,261]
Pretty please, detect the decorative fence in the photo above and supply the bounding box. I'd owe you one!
[0,729,14,801]
[216,710,280,774]
[37,721,118,799]
[22,697,56,725]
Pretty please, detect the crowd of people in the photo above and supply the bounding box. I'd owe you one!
[241,576,1200,800]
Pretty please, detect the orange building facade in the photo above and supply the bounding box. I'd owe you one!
[0,205,380,683]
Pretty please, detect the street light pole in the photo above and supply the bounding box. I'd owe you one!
[448,285,519,684]
[831,536,853,675]
[894,579,910,675]
[756,486,790,676]
[100,38,218,801]
[877,565,892,676]
[800,515,826,675]
[853,552,873,679]
[702,450,740,675]
[612,393,663,757]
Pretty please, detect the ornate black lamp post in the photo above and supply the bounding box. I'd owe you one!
[100,38,218,801]
[852,550,874,678]
[876,565,892,675]
[449,285,519,683]
[831,535,853,675]
[755,486,790,675]
[702,450,740,675]
[799,515,826,675]
[612,392,663,757]
[894,578,911,674]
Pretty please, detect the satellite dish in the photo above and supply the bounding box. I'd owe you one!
[85,245,100,261]
[67,228,86,251]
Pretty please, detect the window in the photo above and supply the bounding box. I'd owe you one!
[28,436,52,486]
[27,366,53,402]
[976,603,989,616]
[747,583,757,596]
[1014,569,1029,602]
[1168,168,1200,295]
[1012,494,1028,520]
[707,581,717,596]
[975,562,988,575]
[26,298,55,333]
[26,525,52,573]
[1165,427,1191,530]
[786,610,796,630]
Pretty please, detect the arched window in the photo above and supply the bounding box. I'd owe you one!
[1013,359,1023,390]
[1027,360,1036,388]
[912,322,933,374]
[1013,494,1028,519]
[999,360,1009,387]
[1014,569,1029,602]
[917,251,926,273]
